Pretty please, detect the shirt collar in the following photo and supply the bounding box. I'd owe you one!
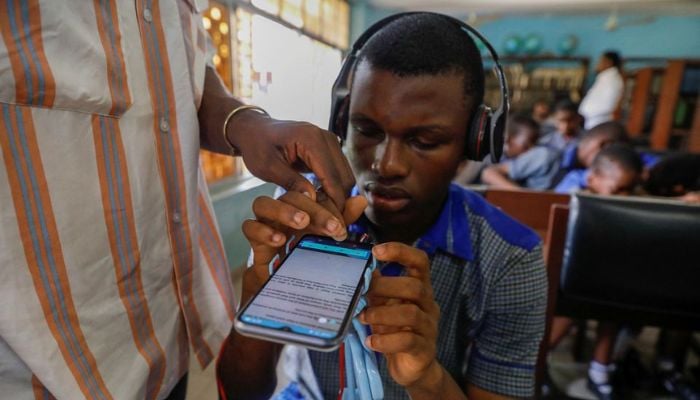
[349,184,473,262]
[561,143,580,170]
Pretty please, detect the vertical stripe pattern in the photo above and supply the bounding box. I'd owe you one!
[137,0,213,365]
[31,374,56,400]
[0,104,111,400]
[91,2,164,398]
[92,115,166,400]
[0,0,55,106]
[198,193,236,321]
[92,0,132,115]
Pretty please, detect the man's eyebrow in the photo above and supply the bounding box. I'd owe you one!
[403,125,453,137]
[349,114,376,124]
[349,114,454,137]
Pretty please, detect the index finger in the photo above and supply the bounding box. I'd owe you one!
[317,129,356,209]
[372,242,430,283]
[297,129,355,211]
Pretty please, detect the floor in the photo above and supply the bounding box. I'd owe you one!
[547,324,699,400]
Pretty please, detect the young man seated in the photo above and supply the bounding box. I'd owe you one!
[552,121,629,190]
[481,115,561,190]
[537,99,583,152]
[555,143,642,195]
[218,13,547,400]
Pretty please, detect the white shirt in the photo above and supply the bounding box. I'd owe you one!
[0,1,235,399]
[579,67,624,129]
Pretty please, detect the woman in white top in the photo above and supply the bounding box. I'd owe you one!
[579,51,625,129]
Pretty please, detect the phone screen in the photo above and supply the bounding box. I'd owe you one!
[238,235,372,341]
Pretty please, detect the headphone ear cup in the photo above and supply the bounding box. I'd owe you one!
[490,112,507,163]
[466,105,492,161]
[332,95,350,143]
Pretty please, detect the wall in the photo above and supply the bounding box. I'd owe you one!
[476,15,700,63]
[350,4,700,66]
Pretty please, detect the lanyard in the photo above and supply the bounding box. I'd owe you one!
[338,256,384,400]
[338,230,404,400]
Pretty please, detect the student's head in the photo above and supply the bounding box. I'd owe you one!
[531,99,550,123]
[596,50,622,73]
[504,115,539,158]
[344,13,484,237]
[577,121,629,168]
[587,144,642,195]
[553,99,582,138]
[644,153,700,196]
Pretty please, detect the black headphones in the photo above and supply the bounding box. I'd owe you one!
[328,12,509,162]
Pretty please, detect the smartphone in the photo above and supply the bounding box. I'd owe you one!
[234,234,373,351]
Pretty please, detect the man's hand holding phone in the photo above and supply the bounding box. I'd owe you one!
[360,243,450,399]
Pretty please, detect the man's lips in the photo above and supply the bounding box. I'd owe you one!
[364,182,411,212]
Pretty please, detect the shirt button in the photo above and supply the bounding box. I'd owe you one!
[159,117,169,133]
[172,212,182,223]
[143,7,153,23]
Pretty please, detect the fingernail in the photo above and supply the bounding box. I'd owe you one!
[373,245,385,256]
[302,191,313,198]
[293,212,306,225]
[271,233,283,243]
[365,336,373,349]
[358,311,366,324]
[333,232,348,242]
[326,219,340,232]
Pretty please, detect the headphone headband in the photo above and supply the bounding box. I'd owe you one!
[329,12,510,162]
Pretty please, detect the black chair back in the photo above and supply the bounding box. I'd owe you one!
[556,193,700,329]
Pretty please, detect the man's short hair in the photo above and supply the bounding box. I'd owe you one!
[582,121,629,144]
[603,50,622,69]
[553,99,579,114]
[358,13,484,111]
[592,143,642,175]
[507,115,539,140]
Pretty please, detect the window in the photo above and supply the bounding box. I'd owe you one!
[199,1,348,183]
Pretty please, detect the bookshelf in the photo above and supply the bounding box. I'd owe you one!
[622,58,700,152]
[484,55,590,114]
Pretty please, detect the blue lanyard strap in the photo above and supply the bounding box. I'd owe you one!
[341,257,384,400]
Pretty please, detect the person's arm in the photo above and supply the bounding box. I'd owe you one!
[217,191,367,399]
[481,163,521,190]
[197,66,355,210]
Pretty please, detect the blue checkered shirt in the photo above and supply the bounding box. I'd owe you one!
[306,184,547,398]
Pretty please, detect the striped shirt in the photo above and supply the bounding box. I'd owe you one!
[0,1,235,399]
[304,184,547,398]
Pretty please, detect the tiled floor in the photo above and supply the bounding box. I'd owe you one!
[548,324,698,399]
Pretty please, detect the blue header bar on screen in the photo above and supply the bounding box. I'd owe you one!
[299,241,371,260]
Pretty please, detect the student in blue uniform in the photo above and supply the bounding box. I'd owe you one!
[218,13,547,400]
[538,99,583,152]
[555,143,642,195]
[481,115,562,190]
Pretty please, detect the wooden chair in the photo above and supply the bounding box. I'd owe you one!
[535,204,570,398]
[484,189,570,240]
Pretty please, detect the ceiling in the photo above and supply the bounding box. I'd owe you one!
[366,0,700,15]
